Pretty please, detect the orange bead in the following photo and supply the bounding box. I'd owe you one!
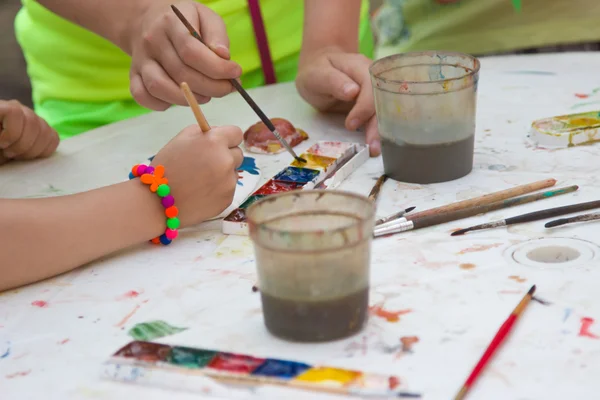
[165,206,179,218]
[151,237,161,244]
[131,165,140,176]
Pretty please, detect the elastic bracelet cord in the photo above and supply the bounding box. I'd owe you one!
[129,164,180,245]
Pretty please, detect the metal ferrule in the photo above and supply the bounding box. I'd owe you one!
[374,217,408,230]
[373,220,414,237]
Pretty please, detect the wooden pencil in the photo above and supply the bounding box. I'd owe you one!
[368,174,389,201]
[403,178,557,222]
[180,82,211,132]
[171,5,306,164]
[373,185,576,237]
[545,211,600,228]
[453,199,600,236]
[454,285,536,400]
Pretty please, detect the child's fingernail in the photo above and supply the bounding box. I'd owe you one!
[343,83,359,96]
[369,139,381,155]
[212,43,230,59]
[348,119,360,131]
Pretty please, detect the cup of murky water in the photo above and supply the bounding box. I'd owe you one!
[370,51,480,184]
[246,191,375,342]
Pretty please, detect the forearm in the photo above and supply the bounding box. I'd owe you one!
[300,0,362,66]
[35,0,163,53]
[0,180,164,291]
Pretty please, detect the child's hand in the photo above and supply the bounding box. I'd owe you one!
[296,49,381,157]
[151,124,244,226]
[0,100,59,165]
[126,1,241,111]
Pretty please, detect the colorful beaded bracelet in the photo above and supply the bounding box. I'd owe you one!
[129,164,180,245]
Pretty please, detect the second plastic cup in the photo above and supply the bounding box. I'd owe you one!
[370,51,480,184]
[246,191,375,342]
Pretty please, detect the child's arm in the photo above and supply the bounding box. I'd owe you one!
[0,180,164,291]
[0,124,244,292]
[0,100,59,164]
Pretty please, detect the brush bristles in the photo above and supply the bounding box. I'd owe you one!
[451,228,469,236]
[295,156,307,164]
[545,219,567,228]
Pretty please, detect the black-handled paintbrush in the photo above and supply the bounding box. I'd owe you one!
[171,5,306,164]
[452,199,600,236]
[545,211,600,228]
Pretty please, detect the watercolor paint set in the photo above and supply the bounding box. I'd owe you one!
[222,141,370,235]
[103,341,420,398]
[529,110,600,148]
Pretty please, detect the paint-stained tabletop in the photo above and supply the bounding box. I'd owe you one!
[2,52,600,400]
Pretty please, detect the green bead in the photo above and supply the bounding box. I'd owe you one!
[167,217,180,229]
[156,184,170,198]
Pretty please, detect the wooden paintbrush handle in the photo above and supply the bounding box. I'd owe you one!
[180,82,211,132]
[408,178,556,220]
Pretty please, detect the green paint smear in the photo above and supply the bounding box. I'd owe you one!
[168,347,217,369]
[128,321,188,341]
[511,0,522,12]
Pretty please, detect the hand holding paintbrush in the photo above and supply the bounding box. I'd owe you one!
[171,5,306,164]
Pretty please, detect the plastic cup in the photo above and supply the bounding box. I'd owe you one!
[370,51,480,184]
[246,190,375,342]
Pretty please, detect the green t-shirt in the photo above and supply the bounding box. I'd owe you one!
[15,0,374,138]
[373,0,600,58]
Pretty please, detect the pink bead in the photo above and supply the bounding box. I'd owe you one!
[161,195,175,208]
[145,166,155,175]
[165,228,178,240]
[136,165,148,176]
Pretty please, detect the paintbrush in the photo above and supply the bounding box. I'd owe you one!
[388,178,557,225]
[171,5,306,164]
[180,82,211,132]
[452,198,600,236]
[368,174,388,201]
[375,207,416,226]
[545,211,600,228]
[454,285,535,400]
[374,185,577,237]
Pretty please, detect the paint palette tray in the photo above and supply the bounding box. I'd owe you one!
[529,110,600,148]
[222,141,370,235]
[103,341,419,398]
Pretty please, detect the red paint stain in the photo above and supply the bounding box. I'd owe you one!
[578,317,600,339]
[6,370,31,379]
[389,376,401,390]
[369,305,412,322]
[31,300,48,308]
[457,243,503,254]
[115,305,141,328]
[575,93,590,99]
[117,290,141,300]
[400,336,420,352]
[57,339,70,345]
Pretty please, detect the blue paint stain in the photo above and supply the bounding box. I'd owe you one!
[251,358,311,379]
[1,342,10,359]
[238,157,259,175]
[148,155,155,162]
[563,308,572,322]
[274,166,320,184]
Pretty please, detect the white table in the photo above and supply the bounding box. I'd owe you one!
[2,53,600,400]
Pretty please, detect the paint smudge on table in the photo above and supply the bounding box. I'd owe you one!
[31,300,48,308]
[128,320,188,341]
[575,93,590,99]
[1,342,10,359]
[504,70,556,75]
[6,370,31,379]
[459,263,476,270]
[57,339,70,345]
[117,290,142,300]
[369,305,412,322]
[563,308,573,322]
[508,275,526,283]
[457,243,503,254]
[400,336,419,353]
[115,304,141,328]
[578,317,600,339]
